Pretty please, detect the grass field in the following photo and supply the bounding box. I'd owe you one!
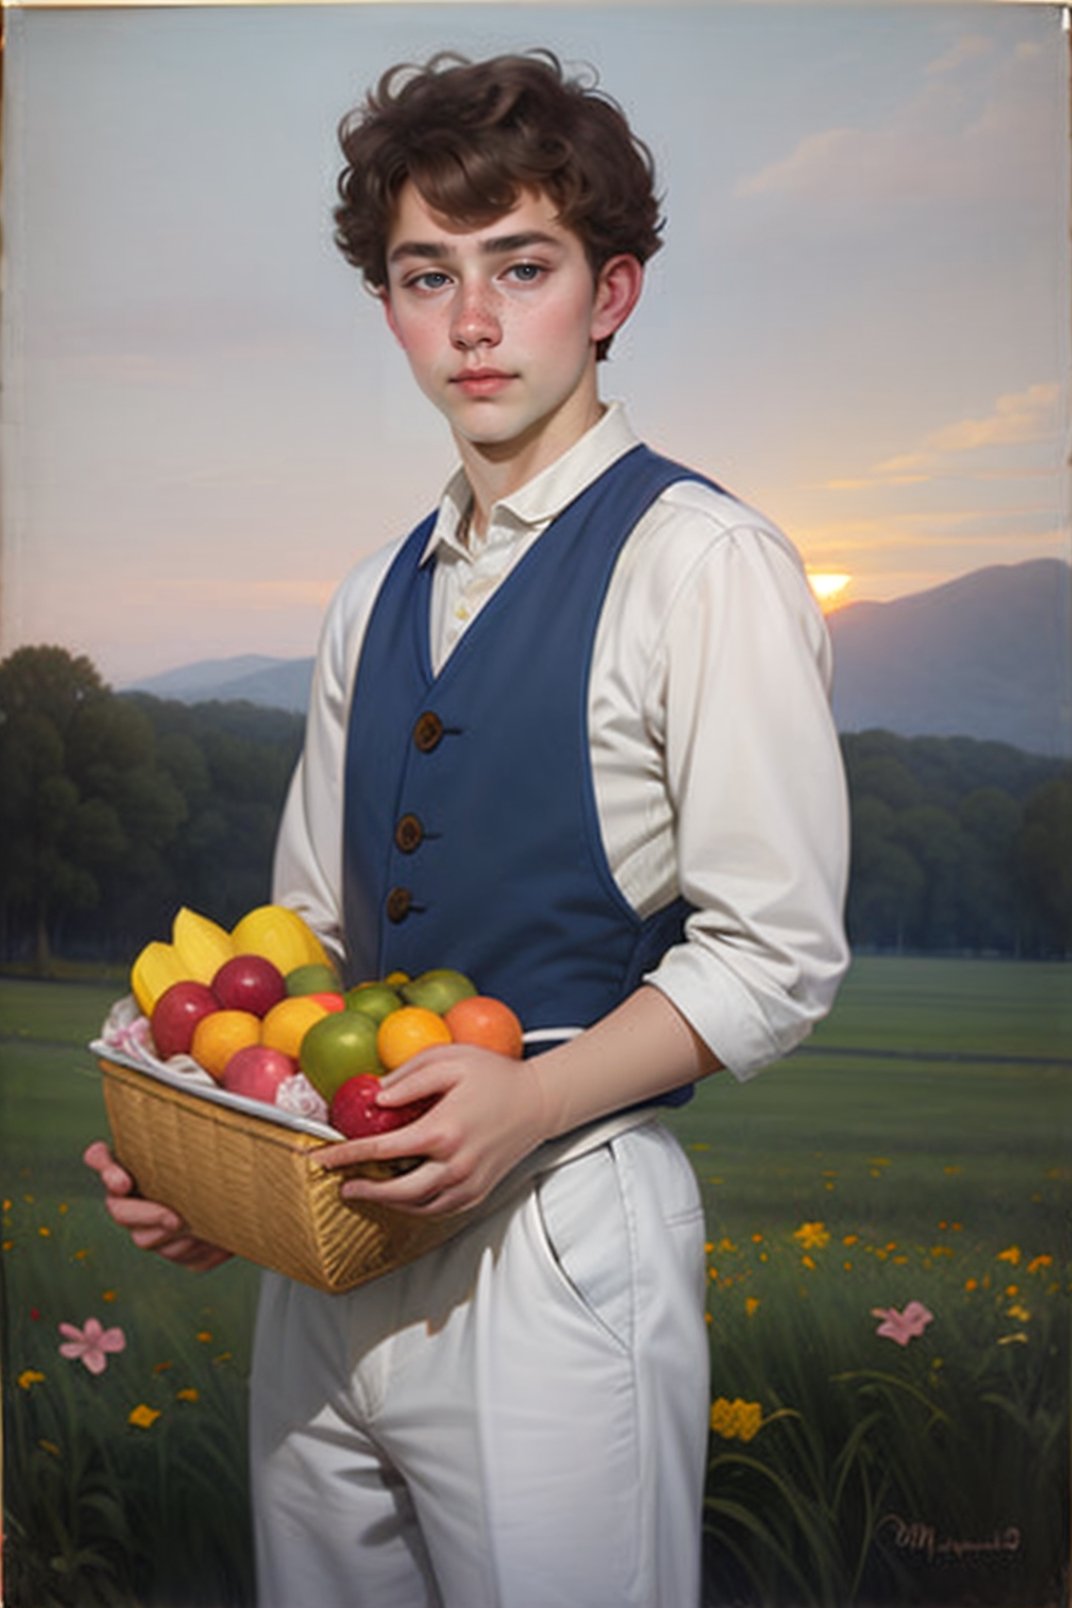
[2,959,1069,1607]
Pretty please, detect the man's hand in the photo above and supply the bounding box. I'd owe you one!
[83,1140,232,1272]
[316,1045,551,1217]
[317,985,721,1219]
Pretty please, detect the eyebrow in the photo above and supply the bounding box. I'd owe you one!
[387,230,563,266]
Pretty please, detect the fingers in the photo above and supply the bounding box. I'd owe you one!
[84,1139,231,1270]
[83,1139,136,1197]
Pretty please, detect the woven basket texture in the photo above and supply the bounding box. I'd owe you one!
[99,1058,458,1293]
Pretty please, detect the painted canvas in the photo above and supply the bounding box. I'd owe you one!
[1,5,1069,1605]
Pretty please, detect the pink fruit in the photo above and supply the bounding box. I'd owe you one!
[151,981,219,1059]
[212,954,287,1017]
[328,1074,433,1139]
[221,1045,297,1105]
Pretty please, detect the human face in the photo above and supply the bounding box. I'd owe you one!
[382,183,640,480]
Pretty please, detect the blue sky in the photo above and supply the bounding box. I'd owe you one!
[2,2,1068,683]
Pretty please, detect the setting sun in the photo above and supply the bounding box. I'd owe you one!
[807,572,852,610]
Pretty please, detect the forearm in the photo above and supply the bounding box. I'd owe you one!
[529,983,722,1141]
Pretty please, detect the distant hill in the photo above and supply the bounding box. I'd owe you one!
[828,557,1071,758]
[126,654,314,714]
[124,558,1072,758]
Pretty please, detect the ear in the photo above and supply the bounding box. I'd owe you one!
[590,254,645,347]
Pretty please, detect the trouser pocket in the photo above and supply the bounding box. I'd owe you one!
[534,1143,634,1353]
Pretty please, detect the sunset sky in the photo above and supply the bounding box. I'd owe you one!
[2,2,1068,684]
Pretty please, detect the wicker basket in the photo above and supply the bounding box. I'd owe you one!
[99,1057,462,1293]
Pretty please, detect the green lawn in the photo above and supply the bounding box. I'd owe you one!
[2,960,1069,1607]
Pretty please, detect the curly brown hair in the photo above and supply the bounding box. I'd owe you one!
[334,50,664,358]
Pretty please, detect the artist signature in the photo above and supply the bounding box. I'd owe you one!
[878,1512,1022,1565]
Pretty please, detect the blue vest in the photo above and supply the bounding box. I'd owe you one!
[342,445,718,1095]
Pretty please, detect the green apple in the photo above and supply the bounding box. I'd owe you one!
[400,968,477,1015]
[299,1010,382,1101]
[285,961,342,997]
[345,981,403,1024]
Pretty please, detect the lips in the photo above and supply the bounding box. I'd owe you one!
[451,368,516,396]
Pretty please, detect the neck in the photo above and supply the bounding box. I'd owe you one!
[456,396,606,539]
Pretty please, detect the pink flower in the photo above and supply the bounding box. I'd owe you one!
[871,1300,934,1347]
[58,1317,126,1375]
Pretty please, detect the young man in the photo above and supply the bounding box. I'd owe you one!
[87,50,849,1607]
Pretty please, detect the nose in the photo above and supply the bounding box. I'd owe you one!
[451,280,501,350]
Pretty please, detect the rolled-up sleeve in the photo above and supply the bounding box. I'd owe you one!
[271,542,401,964]
[644,522,850,1078]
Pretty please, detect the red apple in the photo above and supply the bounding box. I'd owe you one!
[212,954,287,1017]
[151,981,219,1059]
[221,1044,297,1105]
[328,1074,433,1139]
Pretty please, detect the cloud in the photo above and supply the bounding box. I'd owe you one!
[872,383,1063,480]
[734,26,1057,211]
[924,34,995,78]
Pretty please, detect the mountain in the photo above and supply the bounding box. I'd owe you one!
[126,654,314,714]
[827,557,1071,758]
[123,559,1072,758]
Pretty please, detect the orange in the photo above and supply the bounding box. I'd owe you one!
[261,995,337,1060]
[190,1010,261,1082]
[443,995,524,1059]
[377,1005,453,1071]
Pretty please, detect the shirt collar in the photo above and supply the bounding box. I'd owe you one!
[418,401,639,567]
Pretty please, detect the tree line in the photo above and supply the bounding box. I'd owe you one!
[1,645,1069,971]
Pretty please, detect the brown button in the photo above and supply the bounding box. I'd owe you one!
[413,711,444,753]
[386,887,412,923]
[395,813,424,853]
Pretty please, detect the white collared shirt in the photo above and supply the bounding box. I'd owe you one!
[273,404,850,1079]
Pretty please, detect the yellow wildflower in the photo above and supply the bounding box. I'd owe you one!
[744,1297,761,1318]
[73,1249,89,1261]
[18,1369,45,1390]
[176,1388,200,1403]
[842,1234,859,1247]
[1027,1255,1053,1274]
[1006,1303,1031,1323]
[58,1203,69,1215]
[710,1396,764,1442]
[801,1254,817,1271]
[38,1227,51,1239]
[101,1289,118,1303]
[793,1222,830,1251]
[736,1401,763,1442]
[128,1404,162,1429]
[196,1330,213,1343]
[2,1199,11,1211]
[997,1246,1022,1266]
[2,1241,13,1253]
[964,1278,978,1292]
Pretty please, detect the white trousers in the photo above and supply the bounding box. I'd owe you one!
[249,1119,710,1608]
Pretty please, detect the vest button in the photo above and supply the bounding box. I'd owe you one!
[413,711,444,753]
[386,887,412,923]
[395,813,424,853]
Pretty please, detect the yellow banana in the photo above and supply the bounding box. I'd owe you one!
[231,904,331,974]
[171,907,235,984]
[130,941,189,1016]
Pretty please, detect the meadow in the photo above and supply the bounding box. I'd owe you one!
[2,958,1069,1608]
